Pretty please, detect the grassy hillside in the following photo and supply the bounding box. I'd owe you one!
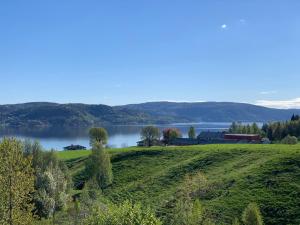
[57,144,300,225]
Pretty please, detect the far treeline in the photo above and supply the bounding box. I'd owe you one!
[0,127,266,225]
[139,114,300,147]
[229,114,300,144]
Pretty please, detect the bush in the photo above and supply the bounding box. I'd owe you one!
[84,201,162,225]
[242,203,263,225]
[281,135,298,145]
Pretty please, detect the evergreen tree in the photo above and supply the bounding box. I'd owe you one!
[242,203,263,225]
[0,138,35,225]
[188,126,196,139]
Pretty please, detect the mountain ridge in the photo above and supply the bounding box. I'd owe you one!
[0,101,299,129]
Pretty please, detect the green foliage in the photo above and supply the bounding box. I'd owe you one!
[281,135,298,145]
[85,200,162,225]
[229,122,262,135]
[60,144,300,225]
[140,126,161,147]
[89,127,108,146]
[85,143,113,189]
[0,138,35,225]
[242,203,263,225]
[188,126,196,139]
[24,140,71,219]
[163,128,182,144]
[264,118,300,141]
[232,217,240,225]
[163,172,214,225]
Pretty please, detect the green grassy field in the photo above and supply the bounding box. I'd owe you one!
[57,144,300,225]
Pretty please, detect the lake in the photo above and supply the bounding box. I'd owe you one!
[0,122,232,150]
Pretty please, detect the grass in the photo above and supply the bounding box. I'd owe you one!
[57,144,300,225]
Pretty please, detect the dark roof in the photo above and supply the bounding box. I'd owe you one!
[64,144,86,150]
[169,138,198,145]
[197,131,226,139]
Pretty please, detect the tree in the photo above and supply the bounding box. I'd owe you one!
[242,203,263,225]
[24,140,70,219]
[85,201,162,225]
[89,127,108,147]
[188,126,196,139]
[140,126,161,147]
[163,128,182,145]
[291,114,300,121]
[85,143,113,189]
[0,138,35,225]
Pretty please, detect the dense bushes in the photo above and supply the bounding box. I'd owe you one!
[85,201,162,225]
[281,135,298,145]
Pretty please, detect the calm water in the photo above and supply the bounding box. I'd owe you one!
[0,123,231,150]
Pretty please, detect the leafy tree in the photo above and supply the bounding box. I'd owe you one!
[84,200,161,225]
[24,141,70,219]
[165,172,213,225]
[188,126,196,139]
[242,203,263,225]
[163,128,182,145]
[89,127,108,147]
[85,143,113,189]
[281,135,298,145]
[140,126,161,147]
[0,138,35,225]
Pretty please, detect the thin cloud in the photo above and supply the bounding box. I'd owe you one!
[259,90,277,95]
[256,98,300,109]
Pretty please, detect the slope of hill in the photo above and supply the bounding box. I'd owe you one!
[0,102,175,128]
[58,144,300,225]
[119,101,300,122]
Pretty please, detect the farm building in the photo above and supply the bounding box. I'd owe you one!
[64,144,86,151]
[224,134,261,143]
[169,138,199,146]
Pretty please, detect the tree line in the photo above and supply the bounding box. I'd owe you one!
[228,114,300,144]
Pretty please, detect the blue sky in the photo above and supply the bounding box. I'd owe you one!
[0,0,300,108]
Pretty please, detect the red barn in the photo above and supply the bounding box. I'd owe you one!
[224,134,261,142]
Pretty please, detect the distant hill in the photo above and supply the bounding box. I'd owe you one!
[0,102,175,129]
[0,101,299,129]
[119,101,300,122]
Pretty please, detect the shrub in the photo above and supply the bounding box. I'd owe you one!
[281,135,298,145]
[242,203,263,225]
[84,201,162,225]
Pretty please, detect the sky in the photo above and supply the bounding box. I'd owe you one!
[0,0,300,108]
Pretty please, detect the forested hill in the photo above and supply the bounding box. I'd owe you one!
[0,102,176,128]
[119,101,300,123]
[0,102,300,128]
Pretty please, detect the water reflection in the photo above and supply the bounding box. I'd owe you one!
[0,123,231,150]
